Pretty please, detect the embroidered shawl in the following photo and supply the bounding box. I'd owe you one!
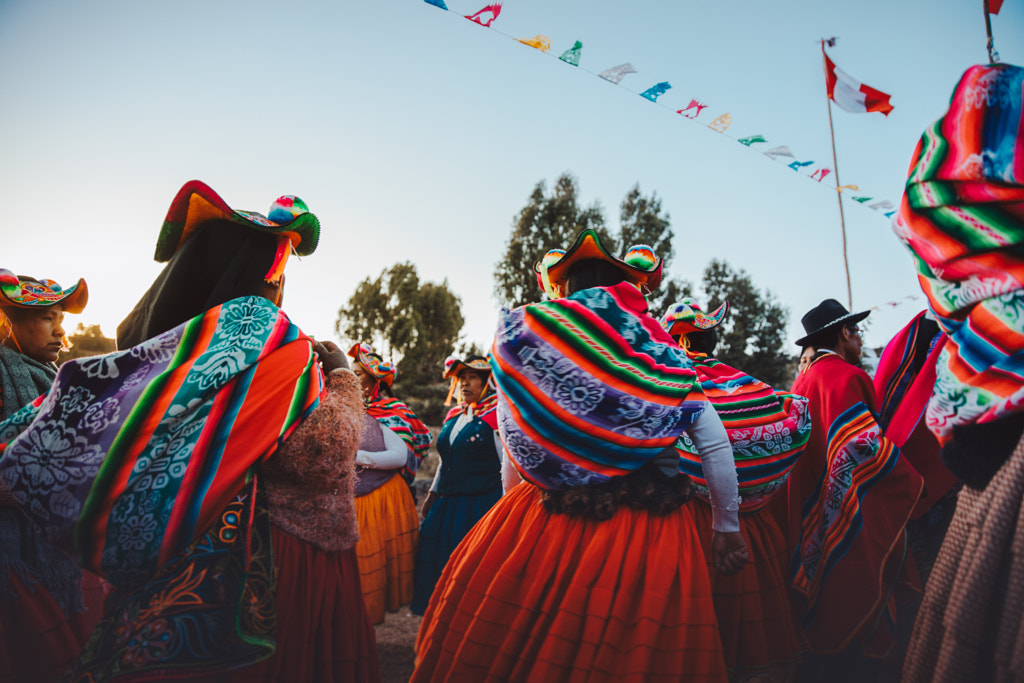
[892,63,1024,443]
[492,281,705,490]
[675,352,811,510]
[367,396,431,475]
[0,296,323,587]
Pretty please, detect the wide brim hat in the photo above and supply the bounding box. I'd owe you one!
[795,298,869,346]
[0,269,88,314]
[534,229,663,297]
[661,298,729,338]
[443,354,493,380]
[347,342,396,387]
[155,180,320,263]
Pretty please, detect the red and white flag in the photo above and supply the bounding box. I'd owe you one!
[824,52,893,116]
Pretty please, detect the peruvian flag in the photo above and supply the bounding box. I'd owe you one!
[824,52,893,116]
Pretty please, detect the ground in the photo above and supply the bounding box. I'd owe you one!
[374,607,422,683]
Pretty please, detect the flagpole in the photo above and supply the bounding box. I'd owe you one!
[983,0,1000,63]
[822,39,853,311]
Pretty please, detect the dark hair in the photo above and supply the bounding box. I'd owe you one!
[539,464,691,520]
[686,329,718,356]
[565,259,627,296]
[807,322,853,351]
[117,221,277,349]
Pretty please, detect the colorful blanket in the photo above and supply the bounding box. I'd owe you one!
[892,63,1024,442]
[367,396,431,476]
[874,311,944,447]
[492,281,705,490]
[675,353,811,510]
[790,402,923,654]
[442,392,499,431]
[0,296,323,587]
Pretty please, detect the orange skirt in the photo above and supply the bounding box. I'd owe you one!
[355,472,418,624]
[412,483,728,683]
[689,501,800,680]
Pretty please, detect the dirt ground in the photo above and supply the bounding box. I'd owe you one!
[374,607,422,683]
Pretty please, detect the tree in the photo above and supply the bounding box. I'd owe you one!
[336,262,464,388]
[618,184,692,314]
[57,323,116,366]
[493,173,612,309]
[700,259,792,388]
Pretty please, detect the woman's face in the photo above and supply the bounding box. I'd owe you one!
[457,369,487,405]
[798,346,815,375]
[351,363,377,397]
[6,305,65,364]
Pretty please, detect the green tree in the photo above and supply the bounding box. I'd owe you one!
[57,323,116,366]
[493,173,611,309]
[336,262,464,388]
[700,259,792,388]
[618,184,692,314]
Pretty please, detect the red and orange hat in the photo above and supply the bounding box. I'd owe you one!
[0,269,88,313]
[660,298,730,339]
[534,229,663,298]
[347,342,397,388]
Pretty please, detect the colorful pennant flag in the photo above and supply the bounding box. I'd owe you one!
[599,63,638,84]
[640,82,671,102]
[466,3,502,27]
[837,184,859,193]
[708,113,732,133]
[676,99,708,119]
[868,200,895,211]
[989,0,1004,13]
[810,168,832,182]
[852,196,873,203]
[789,160,814,171]
[423,0,448,8]
[738,134,766,146]
[559,40,583,66]
[764,146,795,160]
[823,50,894,116]
[518,35,551,52]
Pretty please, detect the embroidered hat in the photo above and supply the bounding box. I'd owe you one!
[443,353,493,380]
[155,180,320,283]
[661,298,730,339]
[347,342,397,387]
[534,229,663,298]
[794,299,870,347]
[0,269,88,313]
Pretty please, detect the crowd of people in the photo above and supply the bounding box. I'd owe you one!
[0,60,1020,683]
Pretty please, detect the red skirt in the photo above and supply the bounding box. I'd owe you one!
[689,501,800,679]
[412,483,728,683]
[217,527,380,683]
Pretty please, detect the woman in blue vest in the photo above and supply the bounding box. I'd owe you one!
[410,354,502,614]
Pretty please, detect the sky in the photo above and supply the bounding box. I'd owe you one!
[2,0,1022,364]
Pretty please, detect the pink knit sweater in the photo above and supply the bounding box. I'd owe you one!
[260,368,363,552]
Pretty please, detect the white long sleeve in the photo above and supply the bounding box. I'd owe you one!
[501,445,523,493]
[356,424,411,470]
[686,408,741,533]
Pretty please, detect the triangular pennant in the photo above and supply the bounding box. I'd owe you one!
[640,82,671,102]
[676,99,708,119]
[598,63,638,84]
[789,160,814,171]
[518,35,551,52]
[738,135,766,146]
[423,0,448,8]
[465,3,502,27]
[708,113,732,133]
[764,146,795,160]
[559,41,583,66]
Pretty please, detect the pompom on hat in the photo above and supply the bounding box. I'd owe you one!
[347,342,396,388]
[661,297,729,339]
[533,229,663,298]
[155,180,320,284]
[0,269,88,313]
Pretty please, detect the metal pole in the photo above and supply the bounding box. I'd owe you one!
[822,40,853,310]
[984,0,1000,63]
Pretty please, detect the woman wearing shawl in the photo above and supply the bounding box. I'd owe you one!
[0,181,379,682]
[0,271,105,683]
[409,353,503,615]
[662,298,809,682]
[892,63,1024,683]
[411,230,747,683]
[348,342,427,623]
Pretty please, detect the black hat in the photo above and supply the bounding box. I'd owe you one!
[795,299,870,346]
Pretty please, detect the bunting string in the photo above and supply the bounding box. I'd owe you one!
[420,0,901,220]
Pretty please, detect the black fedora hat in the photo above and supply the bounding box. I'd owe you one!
[795,299,870,346]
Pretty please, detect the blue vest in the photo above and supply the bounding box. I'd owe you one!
[436,414,501,496]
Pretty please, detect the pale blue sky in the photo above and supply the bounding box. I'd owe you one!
[2,0,1022,360]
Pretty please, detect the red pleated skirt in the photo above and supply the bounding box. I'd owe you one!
[216,526,381,683]
[689,501,800,679]
[412,483,728,683]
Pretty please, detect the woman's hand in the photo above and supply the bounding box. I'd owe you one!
[313,340,349,374]
[711,531,749,576]
[421,491,439,519]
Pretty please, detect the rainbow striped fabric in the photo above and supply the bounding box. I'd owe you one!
[0,296,323,587]
[675,353,810,510]
[893,63,1024,442]
[492,281,706,490]
[367,396,431,475]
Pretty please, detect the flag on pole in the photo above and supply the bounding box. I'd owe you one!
[989,0,1004,13]
[823,51,893,116]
